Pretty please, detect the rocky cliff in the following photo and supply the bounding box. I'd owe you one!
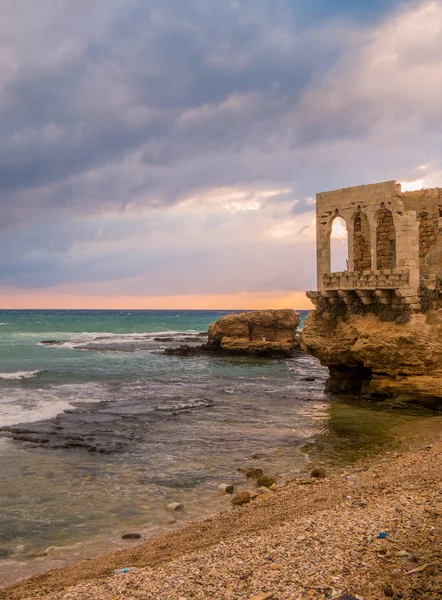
[207,309,300,357]
[301,308,442,407]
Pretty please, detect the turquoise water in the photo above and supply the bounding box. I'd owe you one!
[0,309,325,586]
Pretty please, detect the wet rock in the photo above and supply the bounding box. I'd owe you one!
[218,483,234,494]
[310,468,326,479]
[121,533,142,540]
[40,340,64,346]
[164,345,208,356]
[257,475,277,488]
[231,491,251,506]
[269,483,278,491]
[167,502,184,511]
[245,467,264,480]
[257,486,272,494]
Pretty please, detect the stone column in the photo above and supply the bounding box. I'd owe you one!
[394,209,420,289]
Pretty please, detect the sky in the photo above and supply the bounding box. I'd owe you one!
[1,0,442,310]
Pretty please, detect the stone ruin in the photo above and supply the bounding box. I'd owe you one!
[307,180,442,311]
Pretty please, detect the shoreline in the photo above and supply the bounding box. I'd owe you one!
[3,416,442,600]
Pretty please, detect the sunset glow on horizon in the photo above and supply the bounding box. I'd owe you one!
[0,290,313,311]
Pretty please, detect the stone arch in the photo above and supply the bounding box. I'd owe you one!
[376,205,396,269]
[353,209,371,273]
[329,214,348,273]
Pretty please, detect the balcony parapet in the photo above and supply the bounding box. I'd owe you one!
[323,268,410,291]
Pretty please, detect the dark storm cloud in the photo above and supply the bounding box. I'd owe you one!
[1,0,441,295]
[0,0,409,212]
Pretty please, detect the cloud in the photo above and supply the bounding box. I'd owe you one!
[1,0,442,303]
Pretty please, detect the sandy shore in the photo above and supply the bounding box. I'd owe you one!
[2,420,442,600]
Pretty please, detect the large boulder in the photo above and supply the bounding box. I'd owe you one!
[301,309,442,406]
[207,309,300,357]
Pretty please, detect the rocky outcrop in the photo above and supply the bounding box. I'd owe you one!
[301,309,442,406]
[207,309,301,357]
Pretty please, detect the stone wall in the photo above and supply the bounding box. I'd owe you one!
[315,180,420,294]
[403,188,442,279]
[375,208,396,270]
[353,211,371,272]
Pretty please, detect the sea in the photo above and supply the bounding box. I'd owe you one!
[0,309,419,587]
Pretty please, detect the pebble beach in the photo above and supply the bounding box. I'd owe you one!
[3,419,441,600]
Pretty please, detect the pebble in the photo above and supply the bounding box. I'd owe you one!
[311,467,327,479]
[231,491,251,506]
[121,533,141,540]
[166,502,184,511]
[218,483,235,494]
[255,494,270,502]
[383,586,394,597]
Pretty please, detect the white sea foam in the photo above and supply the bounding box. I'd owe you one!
[0,370,41,380]
[0,382,105,427]
[0,397,72,427]
[38,330,203,349]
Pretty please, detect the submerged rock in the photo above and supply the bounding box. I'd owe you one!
[257,475,277,489]
[121,533,141,540]
[245,467,264,480]
[167,502,184,511]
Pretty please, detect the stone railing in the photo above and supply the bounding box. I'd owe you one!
[323,268,410,291]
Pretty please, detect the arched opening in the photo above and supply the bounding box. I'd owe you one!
[376,207,396,269]
[330,216,348,273]
[353,210,371,273]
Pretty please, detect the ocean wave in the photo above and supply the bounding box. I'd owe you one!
[0,370,41,381]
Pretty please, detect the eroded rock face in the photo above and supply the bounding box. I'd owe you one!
[301,309,442,406]
[207,309,301,357]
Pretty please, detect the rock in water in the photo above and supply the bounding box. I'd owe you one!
[301,310,442,406]
[245,467,264,480]
[257,475,276,488]
[121,533,141,540]
[167,502,184,511]
[207,309,301,357]
[231,491,251,506]
[218,483,234,494]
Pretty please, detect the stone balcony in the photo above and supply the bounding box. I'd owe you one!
[306,267,421,308]
[322,267,410,291]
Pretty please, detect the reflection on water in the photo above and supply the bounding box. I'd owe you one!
[307,399,427,465]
